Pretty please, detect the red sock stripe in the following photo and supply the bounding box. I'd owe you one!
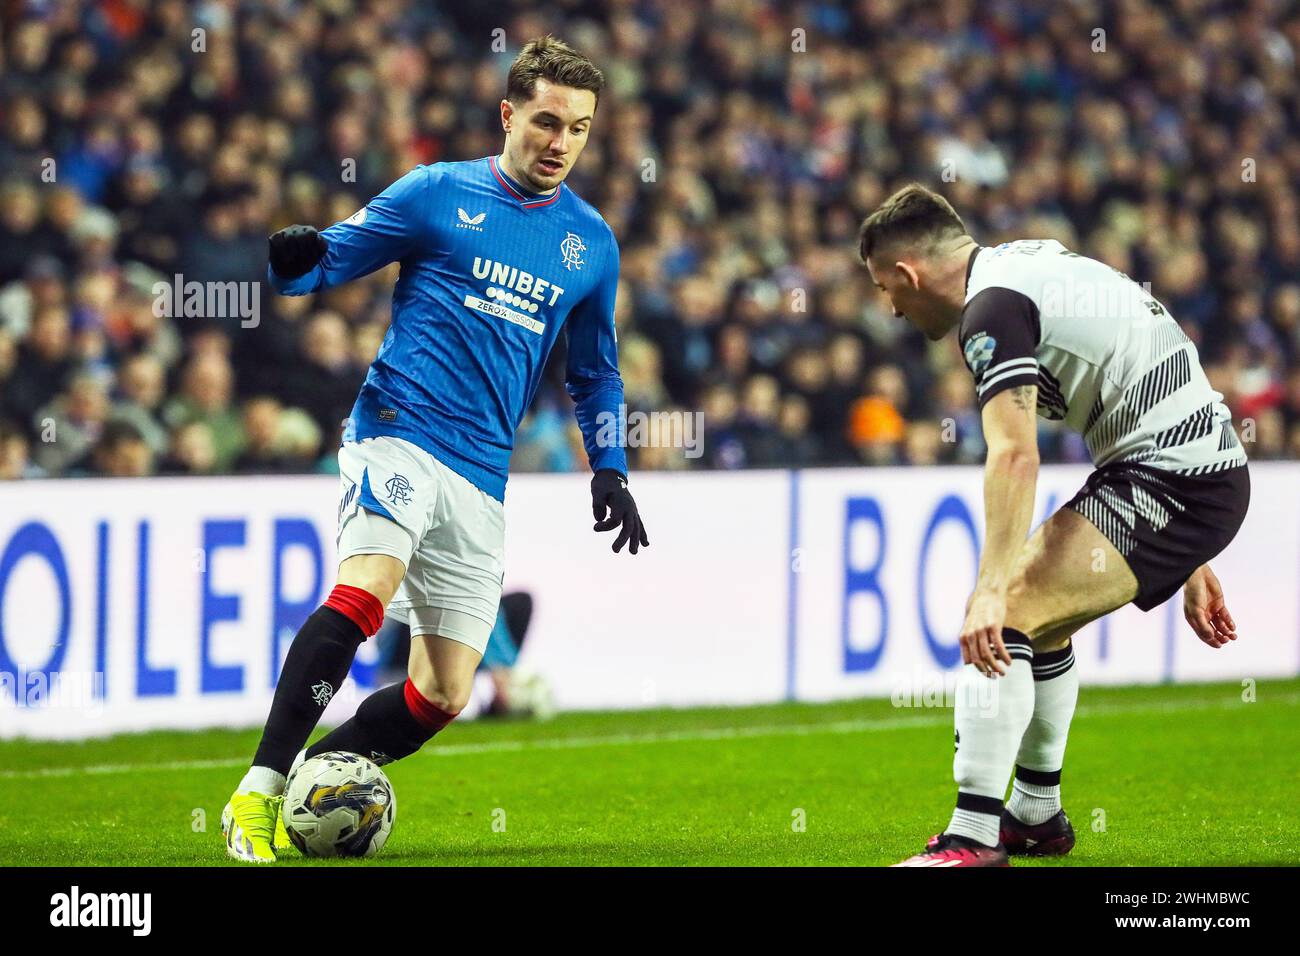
[323,584,385,637]
[403,679,458,732]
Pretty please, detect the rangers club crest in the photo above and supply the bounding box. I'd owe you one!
[385,473,413,505]
[311,680,334,707]
[560,231,586,271]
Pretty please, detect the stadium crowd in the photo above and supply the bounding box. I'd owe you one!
[2,0,1300,480]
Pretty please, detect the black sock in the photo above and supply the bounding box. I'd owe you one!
[306,682,437,766]
[252,606,366,775]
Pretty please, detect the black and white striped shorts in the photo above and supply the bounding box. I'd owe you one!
[1064,461,1250,611]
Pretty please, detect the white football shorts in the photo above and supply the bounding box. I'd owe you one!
[335,436,505,655]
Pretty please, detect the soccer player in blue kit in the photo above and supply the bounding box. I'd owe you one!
[222,37,648,862]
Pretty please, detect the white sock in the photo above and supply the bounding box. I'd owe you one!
[1007,778,1060,825]
[1008,642,1078,825]
[946,631,1035,847]
[238,765,287,797]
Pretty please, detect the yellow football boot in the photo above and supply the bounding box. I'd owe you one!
[221,791,282,863]
[273,800,294,854]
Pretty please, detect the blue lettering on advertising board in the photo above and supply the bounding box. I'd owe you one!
[201,519,246,693]
[0,522,71,706]
[843,496,887,673]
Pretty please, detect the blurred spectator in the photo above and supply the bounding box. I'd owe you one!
[177,190,263,286]
[82,419,154,478]
[904,420,945,467]
[734,374,785,467]
[849,366,910,464]
[6,304,75,431]
[620,334,669,413]
[33,371,109,474]
[849,395,906,465]
[0,255,66,340]
[512,404,579,473]
[159,420,220,476]
[0,181,50,283]
[0,420,41,480]
[161,352,243,470]
[112,353,169,454]
[1251,407,1288,460]
[0,332,17,417]
[699,382,745,469]
[1280,366,1300,432]
[2,1,1298,479]
[109,159,184,273]
[934,367,984,464]
[233,396,316,474]
[776,394,821,467]
[276,310,362,452]
[634,404,699,471]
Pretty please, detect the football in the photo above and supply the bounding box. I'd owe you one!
[282,752,396,858]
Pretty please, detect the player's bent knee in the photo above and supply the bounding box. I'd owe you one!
[321,584,386,639]
[406,673,470,716]
[1030,630,1073,653]
[1004,580,1053,641]
[336,553,406,607]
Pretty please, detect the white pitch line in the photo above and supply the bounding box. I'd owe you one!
[4,691,1295,781]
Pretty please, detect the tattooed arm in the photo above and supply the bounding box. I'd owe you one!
[960,384,1040,675]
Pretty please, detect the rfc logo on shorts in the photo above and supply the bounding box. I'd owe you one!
[385,473,414,506]
[560,231,586,271]
[963,333,997,378]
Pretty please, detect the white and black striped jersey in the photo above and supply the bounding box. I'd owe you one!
[959,239,1246,476]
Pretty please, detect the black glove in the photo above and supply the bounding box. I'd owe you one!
[591,469,649,555]
[268,224,328,279]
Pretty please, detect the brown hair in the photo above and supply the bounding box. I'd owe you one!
[506,36,605,107]
[857,184,967,263]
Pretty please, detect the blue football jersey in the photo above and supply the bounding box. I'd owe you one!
[267,156,627,501]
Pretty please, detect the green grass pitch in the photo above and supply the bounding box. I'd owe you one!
[3,678,1297,866]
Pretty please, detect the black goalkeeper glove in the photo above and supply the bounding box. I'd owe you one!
[268,224,328,279]
[591,469,649,555]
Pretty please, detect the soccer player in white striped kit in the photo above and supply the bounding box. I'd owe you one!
[858,185,1249,867]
